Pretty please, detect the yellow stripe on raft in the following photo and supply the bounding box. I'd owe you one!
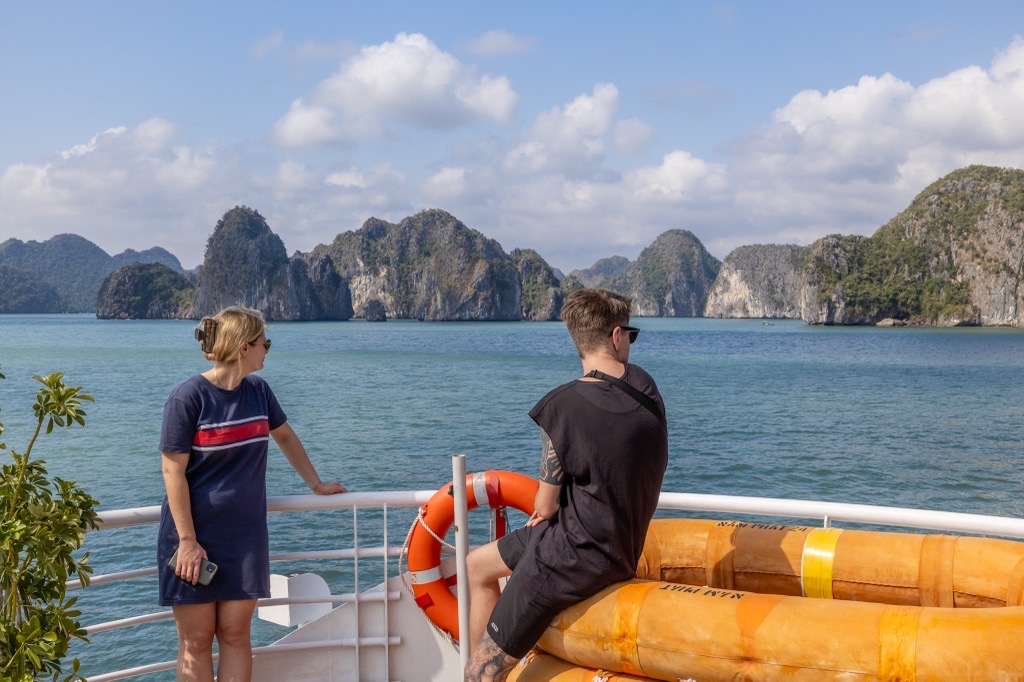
[800,526,843,599]
[637,518,1024,607]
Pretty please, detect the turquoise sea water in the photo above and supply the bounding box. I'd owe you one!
[2,314,1024,677]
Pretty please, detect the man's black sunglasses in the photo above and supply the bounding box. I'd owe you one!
[608,325,640,344]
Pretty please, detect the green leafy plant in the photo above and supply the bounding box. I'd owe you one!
[0,368,99,682]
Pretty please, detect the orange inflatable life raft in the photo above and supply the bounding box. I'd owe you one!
[506,650,652,681]
[521,518,1024,680]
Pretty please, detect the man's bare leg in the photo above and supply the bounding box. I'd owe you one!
[464,633,518,682]
[466,541,512,660]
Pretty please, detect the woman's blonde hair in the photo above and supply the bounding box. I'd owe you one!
[195,306,266,363]
[560,288,632,358]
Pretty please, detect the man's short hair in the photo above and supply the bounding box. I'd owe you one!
[560,288,632,358]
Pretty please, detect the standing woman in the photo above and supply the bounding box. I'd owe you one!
[158,306,346,681]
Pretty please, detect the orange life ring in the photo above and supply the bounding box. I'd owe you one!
[407,470,538,640]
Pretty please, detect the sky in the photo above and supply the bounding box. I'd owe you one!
[2,2,1024,273]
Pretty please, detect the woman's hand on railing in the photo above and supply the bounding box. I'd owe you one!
[312,481,347,495]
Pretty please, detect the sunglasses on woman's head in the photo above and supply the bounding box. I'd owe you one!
[608,326,640,344]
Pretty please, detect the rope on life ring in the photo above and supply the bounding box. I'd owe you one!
[402,470,538,642]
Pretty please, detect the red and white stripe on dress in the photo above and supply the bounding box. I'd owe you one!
[192,415,270,452]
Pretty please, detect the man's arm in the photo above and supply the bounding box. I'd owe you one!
[530,428,562,525]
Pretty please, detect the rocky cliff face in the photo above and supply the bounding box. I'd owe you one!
[297,250,354,320]
[194,207,352,321]
[0,234,182,313]
[568,256,629,289]
[801,166,1024,326]
[322,209,522,321]
[0,264,64,313]
[893,166,1024,326]
[17,165,1024,326]
[96,263,195,319]
[798,235,889,325]
[704,245,808,319]
[705,166,1024,326]
[608,230,720,316]
[511,248,565,321]
[194,207,289,316]
[110,246,182,272]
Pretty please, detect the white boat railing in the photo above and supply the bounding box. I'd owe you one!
[77,490,436,682]
[655,492,1024,538]
[72,484,1024,681]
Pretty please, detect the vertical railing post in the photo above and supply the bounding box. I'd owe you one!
[452,454,471,675]
[382,503,390,681]
[352,505,361,676]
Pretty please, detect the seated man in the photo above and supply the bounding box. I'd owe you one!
[465,288,669,681]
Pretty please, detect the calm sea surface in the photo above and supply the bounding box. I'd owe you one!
[2,314,1024,677]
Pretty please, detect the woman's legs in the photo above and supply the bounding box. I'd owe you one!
[172,599,257,682]
[214,599,258,681]
[173,603,217,682]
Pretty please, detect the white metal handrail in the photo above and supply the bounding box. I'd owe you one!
[72,485,1024,681]
[87,637,403,682]
[70,547,405,590]
[656,492,1024,538]
[83,592,400,635]
[92,490,435,530]
[77,490,435,682]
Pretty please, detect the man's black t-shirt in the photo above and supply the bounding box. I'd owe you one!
[523,363,668,602]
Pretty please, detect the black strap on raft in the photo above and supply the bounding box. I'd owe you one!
[585,370,667,430]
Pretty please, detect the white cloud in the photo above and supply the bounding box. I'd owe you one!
[504,83,620,176]
[717,35,1024,243]
[464,30,535,56]
[906,42,1024,149]
[272,101,349,148]
[624,151,726,202]
[318,164,410,219]
[272,33,518,148]
[325,168,370,189]
[613,118,657,155]
[0,119,256,267]
[9,37,1024,275]
[774,36,1024,162]
[551,82,620,138]
[251,31,284,58]
[1,163,67,206]
[131,118,180,153]
[252,31,356,62]
[440,36,1024,268]
[292,37,358,62]
[775,73,914,135]
[274,160,318,193]
[423,167,467,201]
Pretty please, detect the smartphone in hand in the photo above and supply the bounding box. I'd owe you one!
[168,549,219,585]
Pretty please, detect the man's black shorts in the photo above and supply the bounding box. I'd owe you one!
[496,523,535,570]
[488,525,574,659]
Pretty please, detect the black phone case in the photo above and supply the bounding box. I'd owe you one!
[168,549,219,585]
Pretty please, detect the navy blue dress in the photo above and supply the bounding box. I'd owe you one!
[157,374,286,606]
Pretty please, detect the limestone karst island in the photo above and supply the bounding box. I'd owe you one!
[3,165,1024,327]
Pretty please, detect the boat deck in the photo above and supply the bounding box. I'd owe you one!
[76,468,1024,681]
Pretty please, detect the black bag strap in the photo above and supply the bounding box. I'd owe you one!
[585,369,667,430]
